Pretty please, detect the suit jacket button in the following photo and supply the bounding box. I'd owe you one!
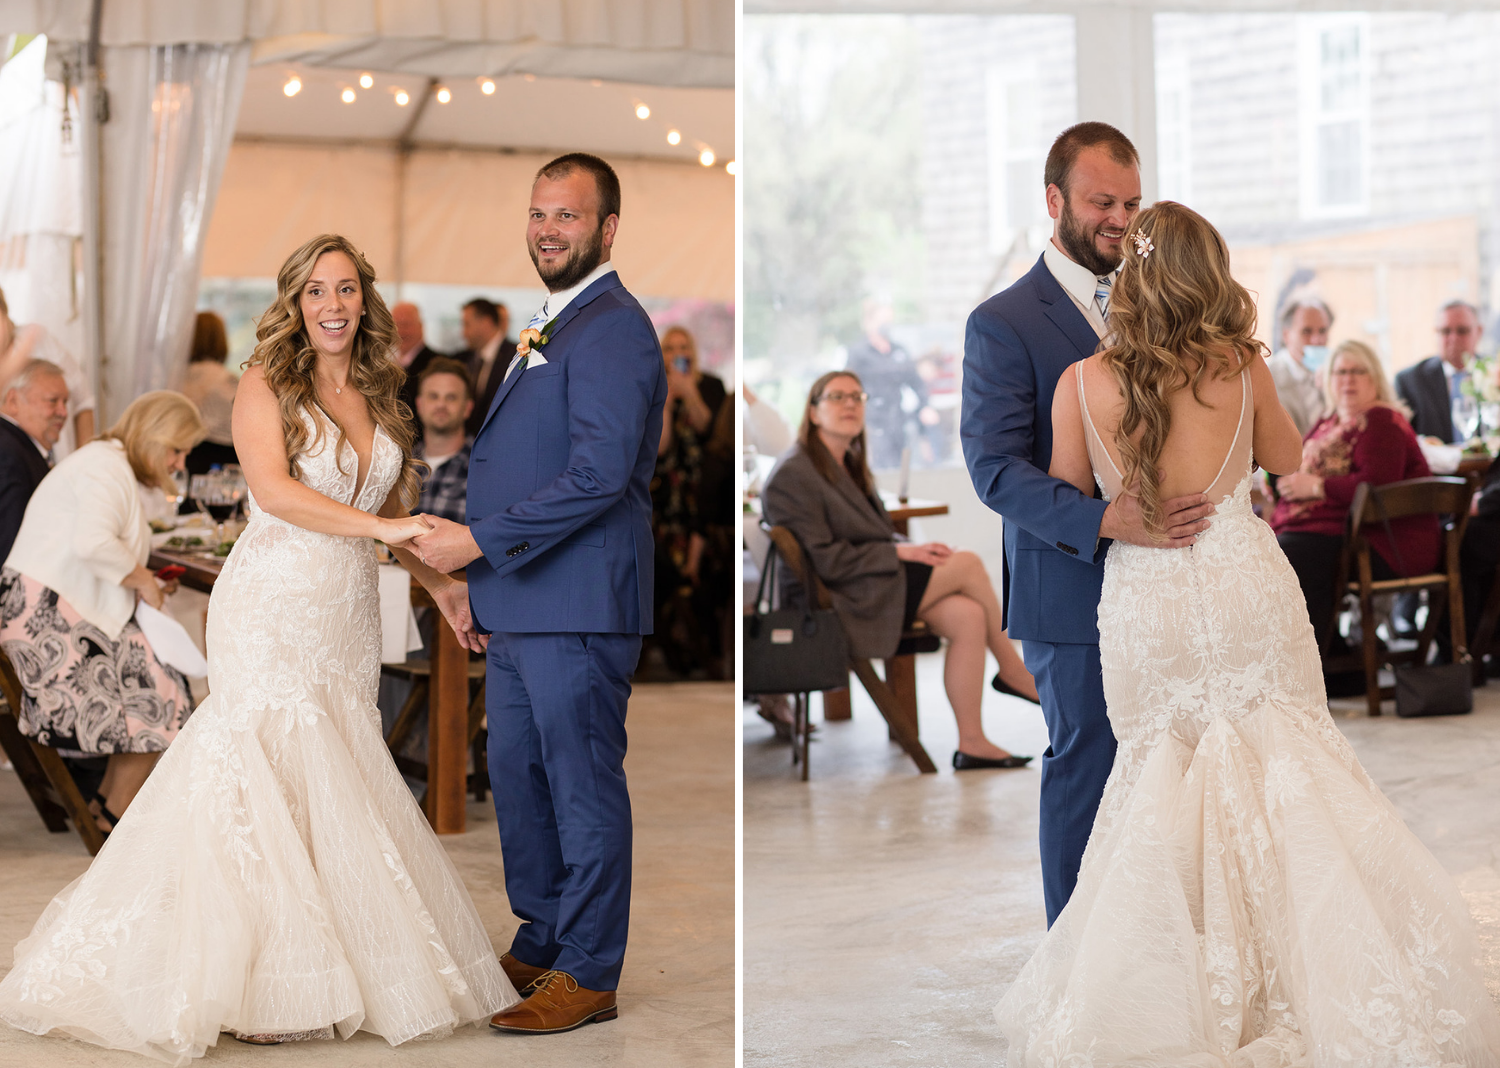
[1056,541,1078,556]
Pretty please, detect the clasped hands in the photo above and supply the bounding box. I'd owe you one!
[383,515,489,653]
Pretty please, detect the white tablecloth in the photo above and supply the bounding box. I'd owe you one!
[378,563,426,664]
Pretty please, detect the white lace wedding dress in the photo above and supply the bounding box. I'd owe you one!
[0,408,518,1064]
[995,367,1500,1066]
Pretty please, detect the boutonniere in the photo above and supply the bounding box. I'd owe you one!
[515,317,560,361]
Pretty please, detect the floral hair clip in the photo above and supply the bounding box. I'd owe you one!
[1132,232,1155,258]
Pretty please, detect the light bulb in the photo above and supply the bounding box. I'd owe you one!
[699,148,715,167]
[394,89,410,106]
[635,103,650,120]
[725,160,738,175]
[436,86,451,104]
[666,129,681,146]
[480,79,496,95]
[341,87,356,104]
[283,75,302,97]
[359,73,374,89]
[523,74,536,82]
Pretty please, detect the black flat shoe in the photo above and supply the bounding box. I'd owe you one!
[991,674,1041,705]
[92,792,120,837]
[953,751,1033,771]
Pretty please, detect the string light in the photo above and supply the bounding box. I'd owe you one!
[283,75,301,97]
[359,73,374,89]
[480,78,496,95]
[699,148,715,167]
[341,87,356,104]
[666,129,681,146]
[725,160,738,175]
[436,86,452,104]
[635,102,650,120]
[394,89,410,106]
[524,74,536,82]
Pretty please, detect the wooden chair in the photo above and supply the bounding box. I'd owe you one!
[382,658,491,802]
[1321,477,1471,716]
[0,646,107,855]
[766,525,939,778]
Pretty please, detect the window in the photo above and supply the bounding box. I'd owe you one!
[985,64,1045,253]
[1298,13,1370,218]
[1155,57,1191,205]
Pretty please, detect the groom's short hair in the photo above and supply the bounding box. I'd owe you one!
[536,153,621,226]
[1044,122,1139,197]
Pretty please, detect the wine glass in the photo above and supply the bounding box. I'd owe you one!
[1452,394,1480,444]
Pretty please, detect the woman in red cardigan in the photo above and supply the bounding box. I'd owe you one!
[1270,339,1439,650]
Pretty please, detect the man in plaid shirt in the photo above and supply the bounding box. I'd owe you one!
[412,357,475,525]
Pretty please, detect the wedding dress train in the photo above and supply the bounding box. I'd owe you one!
[996,368,1500,1066]
[0,409,518,1064]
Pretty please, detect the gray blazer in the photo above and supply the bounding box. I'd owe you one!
[761,444,904,659]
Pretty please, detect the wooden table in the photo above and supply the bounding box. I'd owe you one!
[147,548,473,834]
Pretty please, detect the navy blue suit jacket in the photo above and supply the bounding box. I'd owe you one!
[961,254,1110,644]
[1394,356,1456,443]
[465,270,666,635]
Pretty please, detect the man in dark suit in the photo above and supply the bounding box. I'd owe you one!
[961,122,1213,927]
[1395,300,1484,443]
[459,298,517,437]
[411,153,665,1035]
[391,302,446,433]
[0,359,68,562]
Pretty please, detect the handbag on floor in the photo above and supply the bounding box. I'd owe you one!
[1370,495,1474,717]
[743,538,849,695]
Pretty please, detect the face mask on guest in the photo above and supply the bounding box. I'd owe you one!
[1300,345,1330,373]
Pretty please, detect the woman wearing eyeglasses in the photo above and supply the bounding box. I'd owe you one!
[761,370,1037,770]
[1269,339,1439,650]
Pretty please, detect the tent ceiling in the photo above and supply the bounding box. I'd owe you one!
[0,0,733,88]
[236,63,733,163]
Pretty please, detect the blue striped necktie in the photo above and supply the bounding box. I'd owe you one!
[1094,274,1113,320]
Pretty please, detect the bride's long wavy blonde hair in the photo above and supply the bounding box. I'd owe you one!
[1099,201,1266,536]
[247,234,421,509]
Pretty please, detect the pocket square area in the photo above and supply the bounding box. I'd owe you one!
[527,352,549,368]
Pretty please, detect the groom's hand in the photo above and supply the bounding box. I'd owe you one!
[410,515,485,573]
[1100,492,1214,549]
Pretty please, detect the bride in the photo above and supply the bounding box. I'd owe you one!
[0,234,518,1062]
[996,202,1500,1065]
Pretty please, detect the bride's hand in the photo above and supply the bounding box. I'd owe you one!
[381,514,432,548]
[432,580,488,652]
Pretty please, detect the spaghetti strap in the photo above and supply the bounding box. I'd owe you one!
[1076,362,1124,502]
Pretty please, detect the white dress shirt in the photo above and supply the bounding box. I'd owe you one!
[1043,240,1111,340]
[1267,348,1326,438]
[503,260,619,384]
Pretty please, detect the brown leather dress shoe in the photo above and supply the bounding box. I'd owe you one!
[489,971,617,1034]
[499,952,551,996]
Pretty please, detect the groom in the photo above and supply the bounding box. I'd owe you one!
[960,123,1212,926]
[412,153,666,1032]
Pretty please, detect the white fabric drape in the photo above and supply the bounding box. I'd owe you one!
[0,0,733,87]
[99,42,248,411]
[0,36,86,361]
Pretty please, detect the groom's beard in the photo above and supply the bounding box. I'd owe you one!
[1057,198,1124,277]
[530,224,606,292]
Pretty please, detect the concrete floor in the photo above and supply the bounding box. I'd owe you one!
[0,681,734,1068]
[744,654,1500,1067]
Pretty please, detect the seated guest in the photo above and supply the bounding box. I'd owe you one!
[1270,340,1439,651]
[413,358,474,525]
[762,370,1037,770]
[179,310,239,474]
[0,391,205,834]
[0,359,68,563]
[1395,299,1483,443]
[1267,297,1333,437]
[0,285,95,459]
[392,301,444,434]
[460,298,515,436]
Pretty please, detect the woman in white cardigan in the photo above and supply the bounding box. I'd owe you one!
[1,391,205,833]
